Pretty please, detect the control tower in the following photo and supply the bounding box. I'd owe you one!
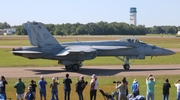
[130,7,137,26]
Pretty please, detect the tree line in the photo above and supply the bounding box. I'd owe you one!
[0,22,11,29]
[1,21,180,35]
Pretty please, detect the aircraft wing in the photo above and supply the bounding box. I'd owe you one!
[56,46,97,56]
[56,49,70,56]
[92,46,132,50]
[56,45,131,56]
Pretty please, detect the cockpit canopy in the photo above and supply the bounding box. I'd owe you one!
[119,38,146,44]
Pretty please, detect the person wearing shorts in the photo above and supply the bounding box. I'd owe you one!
[14,78,25,100]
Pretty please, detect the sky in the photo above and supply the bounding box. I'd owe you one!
[1,0,180,27]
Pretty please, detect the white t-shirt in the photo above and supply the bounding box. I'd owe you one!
[175,84,180,92]
[0,80,3,87]
[90,79,98,90]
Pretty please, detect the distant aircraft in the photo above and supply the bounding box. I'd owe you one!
[12,22,175,71]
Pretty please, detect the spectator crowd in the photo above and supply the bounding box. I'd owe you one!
[0,74,179,100]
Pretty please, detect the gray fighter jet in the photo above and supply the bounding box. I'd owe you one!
[12,22,175,71]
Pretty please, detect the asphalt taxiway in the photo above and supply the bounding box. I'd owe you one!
[1,64,180,78]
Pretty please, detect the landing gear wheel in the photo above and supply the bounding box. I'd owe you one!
[72,64,79,71]
[65,65,72,70]
[123,64,130,70]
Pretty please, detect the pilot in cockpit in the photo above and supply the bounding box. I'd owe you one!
[135,39,139,44]
[131,39,134,43]
[127,39,133,43]
[127,39,135,43]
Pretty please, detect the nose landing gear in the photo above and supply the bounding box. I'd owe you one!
[116,56,134,70]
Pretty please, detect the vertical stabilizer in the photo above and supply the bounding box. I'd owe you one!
[24,21,60,47]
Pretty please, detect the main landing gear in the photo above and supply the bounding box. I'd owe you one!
[65,62,82,71]
[116,56,134,70]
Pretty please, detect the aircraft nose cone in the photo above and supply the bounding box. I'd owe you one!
[162,49,176,55]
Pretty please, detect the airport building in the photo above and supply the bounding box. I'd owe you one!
[0,28,16,35]
[130,7,137,26]
[177,31,180,35]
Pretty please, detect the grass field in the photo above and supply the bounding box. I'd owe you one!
[5,75,179,100]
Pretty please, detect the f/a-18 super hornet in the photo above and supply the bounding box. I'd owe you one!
[12,22,175,71]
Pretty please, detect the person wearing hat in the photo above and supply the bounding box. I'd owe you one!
[24,86,35,100]
[0,76,8,99]
[146,75,156,100]
[163,78,171,100]
[174,79,180,100]
[63,73,72,100]
[75,76,88,100]
[90,74,98,100]
[131,79,140,97]
[29,80,37,99]
[14,78,26,100]
[38,76,47,100]
[50,77,59,100]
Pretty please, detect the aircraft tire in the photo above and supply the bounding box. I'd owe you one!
[65,65,72,70]
[123,64,130,70]
[72,64,79,71]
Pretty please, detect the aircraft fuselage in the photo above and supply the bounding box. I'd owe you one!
[13,40,175,61]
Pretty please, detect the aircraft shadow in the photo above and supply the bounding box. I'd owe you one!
[26,69,67,74]
[69,67,180,76]
[26,68,122,76]
[26,67,180,76]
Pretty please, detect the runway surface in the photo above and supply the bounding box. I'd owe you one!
[1,64,180,78]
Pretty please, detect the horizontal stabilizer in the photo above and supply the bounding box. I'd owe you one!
[11,51,42,54]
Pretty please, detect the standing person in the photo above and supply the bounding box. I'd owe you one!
[146,75,156,100]
[75,76,88,100]
[163,78,171,100]
[0,76,8,100]
[122,77,128,98]
[116,79,127,100]
[114,81,120,100]
[24,86,35,100]
[14,78,26,100]
[63,73,72,100]
[38,76,47,100]
[174,79,180,100]
[90,74,98,100]
[29,80,37,99]
[50,77,59,100]
[131,79,140,97]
